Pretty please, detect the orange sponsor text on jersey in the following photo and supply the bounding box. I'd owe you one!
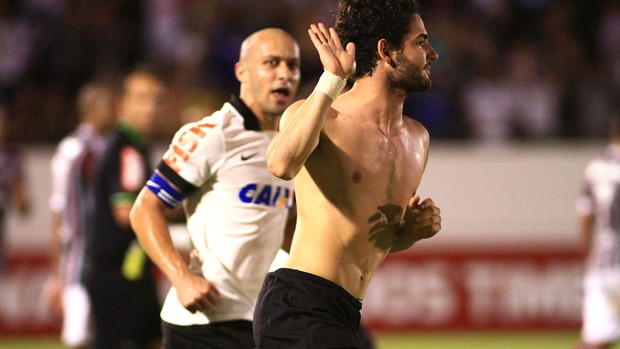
[163,120,216,172]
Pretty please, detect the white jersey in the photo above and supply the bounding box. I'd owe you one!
[577,144,620,275]
[148,96,294,325]
[50,123,105,284]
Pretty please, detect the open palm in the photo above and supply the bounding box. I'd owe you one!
[308,23,356,80]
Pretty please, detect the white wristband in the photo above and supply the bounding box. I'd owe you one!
[314,70,346,101]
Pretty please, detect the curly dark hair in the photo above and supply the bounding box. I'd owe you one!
[334,0,421,81]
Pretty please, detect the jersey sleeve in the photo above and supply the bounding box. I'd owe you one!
[48,138,80,213]
[147,118,225,209]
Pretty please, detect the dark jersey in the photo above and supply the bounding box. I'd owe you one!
[85,123,151,268]
[83,123,161,349]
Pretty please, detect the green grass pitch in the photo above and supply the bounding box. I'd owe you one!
[375,331,583,349]
[0,331,599,349]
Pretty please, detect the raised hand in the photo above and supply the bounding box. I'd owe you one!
[308,23,356,80]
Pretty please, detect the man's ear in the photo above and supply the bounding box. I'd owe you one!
[377,38,395,67]
[234,62,246,83]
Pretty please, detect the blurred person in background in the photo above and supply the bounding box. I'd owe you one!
[0,100,30,276]
[0,1,34,103]
[576,109,620,349]
[129,27,301,349]
[462,38,561,141]
[82,66,165,349]
[598,0,620,102]
[43,82,117,349]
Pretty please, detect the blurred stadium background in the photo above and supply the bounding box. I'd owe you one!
[0,0,619,348]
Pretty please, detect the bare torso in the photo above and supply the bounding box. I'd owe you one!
[284,93,429,300]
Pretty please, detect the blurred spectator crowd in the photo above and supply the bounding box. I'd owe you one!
[0,0,618,143]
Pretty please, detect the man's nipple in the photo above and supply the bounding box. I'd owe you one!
[352,171,362,184]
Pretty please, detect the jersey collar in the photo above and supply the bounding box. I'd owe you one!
[229,94,261,131]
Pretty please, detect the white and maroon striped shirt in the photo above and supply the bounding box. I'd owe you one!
[577,144,620,273]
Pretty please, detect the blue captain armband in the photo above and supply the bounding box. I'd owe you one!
[146,171,186,209]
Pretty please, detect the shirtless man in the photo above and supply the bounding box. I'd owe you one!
[253,1,441,348]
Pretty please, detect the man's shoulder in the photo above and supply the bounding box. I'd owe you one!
[177,103,241,135]
[403,116,429,139]
[172,113,227,150]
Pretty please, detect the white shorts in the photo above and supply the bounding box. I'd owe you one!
[61,283,91,347]
[582,272,620,344]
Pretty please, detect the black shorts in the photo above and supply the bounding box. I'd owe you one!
[162,320,254,349]
[84,265,162,349]
[253,268,364,349]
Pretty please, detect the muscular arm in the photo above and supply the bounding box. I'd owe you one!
[114,197,183,229]
[112,204,133,228]
[267,96,331,180]
[267,23,355,180]
[42,146,69,316]
[130,188,220,313]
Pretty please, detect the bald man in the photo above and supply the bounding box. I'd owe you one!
[130,28,301,348]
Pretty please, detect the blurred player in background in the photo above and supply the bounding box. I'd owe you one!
[254,0,441,347]
[0,100,30,276]
[43,82,116,349]
[576,110,620,349]
[83,67,165,349]
[129,28,300,348]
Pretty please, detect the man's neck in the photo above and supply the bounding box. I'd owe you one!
[246,105,279,131]
[255,113,280,131]
[345,79,406,131]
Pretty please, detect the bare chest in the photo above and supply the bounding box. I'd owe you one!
[315,121,426,206]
